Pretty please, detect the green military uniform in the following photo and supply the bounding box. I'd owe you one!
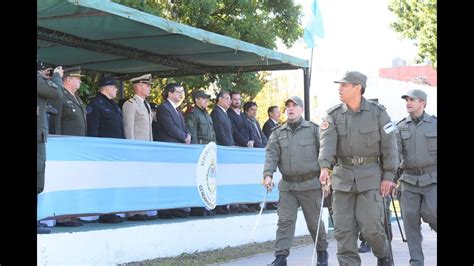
[37,72,62,193]
[264,117,328,258]
[318,97,398,266]
[185,106,216,144]
[50,67,87,136]
[396,110,437,266]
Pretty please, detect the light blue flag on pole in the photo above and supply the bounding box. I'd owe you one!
[303,0,325,48]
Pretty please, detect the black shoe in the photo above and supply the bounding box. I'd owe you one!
[317,250,328,265]
[377,255,393,266]
[269,255,287,266]
[358,241,371,253]
[127,214,149,221]
[99,214,123,223]
[56,220,83,227]
[37,225,51,234]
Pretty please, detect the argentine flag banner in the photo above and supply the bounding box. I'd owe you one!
[38,136,280,220]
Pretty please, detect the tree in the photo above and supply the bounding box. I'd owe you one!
[111,0,304,110]
[388,0,437,68]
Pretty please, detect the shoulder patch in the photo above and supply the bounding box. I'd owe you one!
[396,117,407,126]
[320,121,329,130]
[326,103,342,114]
[86,106,93,115]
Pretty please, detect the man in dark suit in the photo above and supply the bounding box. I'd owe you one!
[227,92,254,147]
[262,105,281,139]
[37,61,63,234]
[51,66,87,137]
[86,75,125,139]
[210,91,235,214]
[243,101,267,148]
[210,91,234,146]
[155,83,191,144]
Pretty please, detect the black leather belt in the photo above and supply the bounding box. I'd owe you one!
[338,156,380,166]
[403,165,436,175]
[283,171,319,182]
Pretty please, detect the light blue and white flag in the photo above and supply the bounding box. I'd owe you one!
[303,0,325,48]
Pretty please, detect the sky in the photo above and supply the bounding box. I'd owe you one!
[271,0,436,122]
[278,0,419,77]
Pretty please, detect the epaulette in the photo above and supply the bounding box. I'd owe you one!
[127,99,134,103]
[326,103,342,114]
[396,117,407,126]
[432,114,437,119]
[368,100,387,111]
[271,124,282,131]
[309,121,319,128]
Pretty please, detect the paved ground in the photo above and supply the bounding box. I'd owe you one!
[215,221,437,266]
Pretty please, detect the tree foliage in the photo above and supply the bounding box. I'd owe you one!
[388,0,437,68]
[109,0,303,110]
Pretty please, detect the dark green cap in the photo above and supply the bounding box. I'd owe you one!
[334,71,367,88]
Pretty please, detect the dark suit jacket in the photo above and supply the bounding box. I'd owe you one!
[51,86,87,136]
[86,92,125,138]
[210,106,234,146]
[263,118,278,139]
[155,100,189,143]
[243,113,268,148]
[227,108,253,147]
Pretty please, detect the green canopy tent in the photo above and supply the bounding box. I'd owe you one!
[38,0,312,118]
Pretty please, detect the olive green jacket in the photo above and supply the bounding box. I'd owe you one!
[318,97,399,192]
[37,73,61,142]
[185,106,216,144]
[263,119,321,191]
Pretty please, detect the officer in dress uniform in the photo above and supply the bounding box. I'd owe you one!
[396,89,437,266]
[318,71,398,266]
[122,74,153,141]
[51,66,87,136]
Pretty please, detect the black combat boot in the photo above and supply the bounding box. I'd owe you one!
[269,255,287,266]
[377,255,393,266]
[317,250,328,265]
[358,241,371,253]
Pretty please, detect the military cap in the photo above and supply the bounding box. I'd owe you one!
[63,66,85,77]
[130,73,152,84]
[334,71,367,88]
[98,76,117,87]
[401,89,427,101]
[191,90,211,99]
[285,96,304,108]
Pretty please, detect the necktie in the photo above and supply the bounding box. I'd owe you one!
[144,101,150,113]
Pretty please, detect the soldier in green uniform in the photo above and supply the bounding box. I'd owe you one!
[318,71,398,266]
[51,66,87,136]
[37,61,63,233]
[263,96,328,266]
[396,89,436,266]
[185,90,216,144]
